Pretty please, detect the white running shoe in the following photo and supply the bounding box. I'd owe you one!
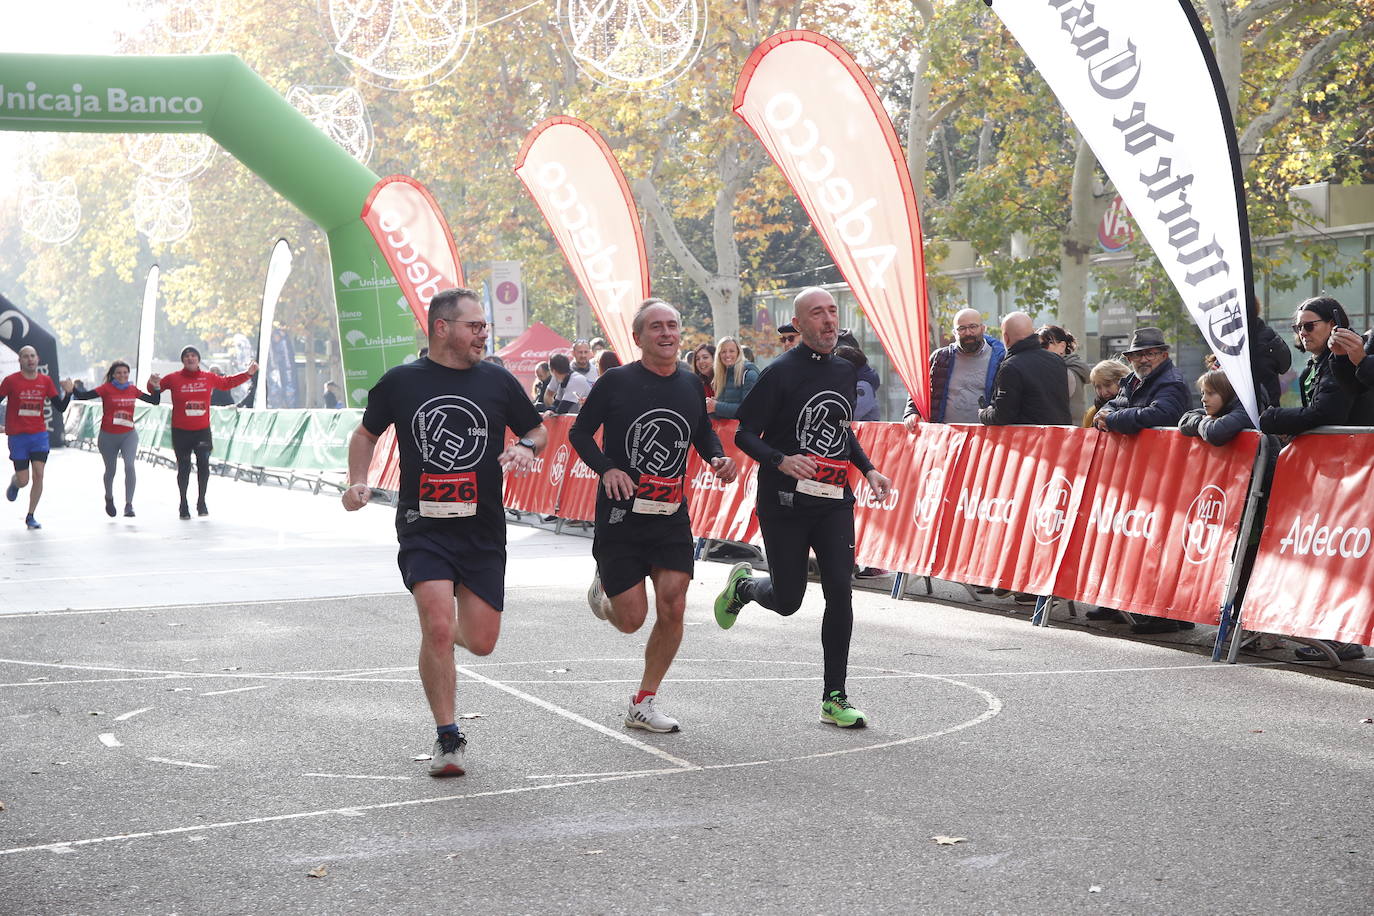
[625,695,680,733]
[428,732,466,777]
[587,572,608,621]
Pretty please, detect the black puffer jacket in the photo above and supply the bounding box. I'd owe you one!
[1098,358,1190,433]
[978,335,1071,426]
[1331,329,1374,425]
[1178,398,1254,446]
[1252,323,1292,409]
[1259,350,1355,434]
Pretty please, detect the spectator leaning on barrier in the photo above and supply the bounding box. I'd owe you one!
[1328,323,1374,424]
[545,353,591,416]
[1083,360,1131,428]
[1179,369,1254,447]
[979,312,1072,426]
[690,343,716,397]
[707,336,758,419]
[571,339,598,382]
[903,307,1005,430]
[1258,297,1358,436]
[1093,327,1190,434]
[532,361,551,406]
[1038,325,1091,420]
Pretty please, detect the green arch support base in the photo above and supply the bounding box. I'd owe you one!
[0,52,420,405]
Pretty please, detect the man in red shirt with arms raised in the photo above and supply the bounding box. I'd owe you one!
[1,345,72,529]
[150,346,256,519]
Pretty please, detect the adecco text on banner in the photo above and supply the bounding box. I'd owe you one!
[533,161,634,315]
[376,210,447,306]
[762,92,897,287]
[955,487,1017,525]
[1277,514,1372,560]
[1086,493,1157,539]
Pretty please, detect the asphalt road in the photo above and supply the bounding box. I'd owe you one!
[1,450,1370,915]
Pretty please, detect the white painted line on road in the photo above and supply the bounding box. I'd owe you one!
[199,685,270,697]
[98,733,123,748]
[146,757,218,770]
[302,773,413,781]
[0,772,663,857]
[0,676,189,689]
[0,563,393,587]
[526,767,689,779]
[456,664,699,771]
[114,707,154,722]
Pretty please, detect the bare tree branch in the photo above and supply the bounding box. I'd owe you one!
[1235,0,1301,32]
[634,175,714,293]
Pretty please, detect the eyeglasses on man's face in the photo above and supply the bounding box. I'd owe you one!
[956,324,983,334]
[441,318,488,333]
[1291,319,1328,334]
[1125,347,1166,361]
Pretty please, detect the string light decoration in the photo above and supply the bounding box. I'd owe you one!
[317,0,471,91]
[19,176,82,245]
[124,133,216,180]
[286,85,374,163]
[133,175,194,243]
[559,0,706,89]
[117,0,221,55]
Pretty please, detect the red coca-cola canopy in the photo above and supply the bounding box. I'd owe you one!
[495,321,572,391]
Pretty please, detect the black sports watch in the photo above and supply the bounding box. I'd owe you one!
[518,436,537,452]
[769,451,785,468]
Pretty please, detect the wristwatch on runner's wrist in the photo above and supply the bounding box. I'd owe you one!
[518,436,537,453]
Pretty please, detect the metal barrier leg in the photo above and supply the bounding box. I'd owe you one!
[1030,595,1051,627]
[1214,436,1273,664]
[890,572,906,600]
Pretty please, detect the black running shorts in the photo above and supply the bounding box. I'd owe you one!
[592,521,695,599]
[397,527,508,612]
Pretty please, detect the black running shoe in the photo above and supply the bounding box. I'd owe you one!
[196,501,208,517]
[104,497,116,517]
[179,502,191,520]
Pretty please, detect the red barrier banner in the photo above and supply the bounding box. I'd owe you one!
[1055,429,1258,623]
[514,117,647,362]
[360,175,464,328]
[931,425,1096,594]
[1241,434,1374,646]
[500,419,562,517]
[685,420,760,544]
[733,31,931,419]
[853,421,968,576]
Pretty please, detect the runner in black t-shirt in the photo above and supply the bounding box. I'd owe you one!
[570,299,736,733]
[711,287,891,728]
[343,288,546,776]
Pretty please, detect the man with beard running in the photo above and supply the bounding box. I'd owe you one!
[712,287,892,728]
[343,288,546,776]
[570,299,737,732]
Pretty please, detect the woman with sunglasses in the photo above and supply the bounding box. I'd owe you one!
[1258,296,1359,437]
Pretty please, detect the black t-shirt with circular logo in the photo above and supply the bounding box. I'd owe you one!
[735,343,875,513]
[569,361,723,536]
[362,358,541,541]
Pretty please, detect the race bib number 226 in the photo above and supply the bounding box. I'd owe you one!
[419,471,478,518]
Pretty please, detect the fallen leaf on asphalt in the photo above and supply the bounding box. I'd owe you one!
[307,866,327,878]
[0,800,6,811]
[28,677,48,682]
[932,836,967,846]
[1250,729,1264,734]
[168,687,193,692]
[457,713,485,720]
[546,668,570,674]
[1089,885,1102,894]
[221,666,240,672]
[412,754,432,761]
[87,711,103,716]
[1361,718,1373,724]
[584,850,604,856]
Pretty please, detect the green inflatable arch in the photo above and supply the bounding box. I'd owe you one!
[0,52,419,406]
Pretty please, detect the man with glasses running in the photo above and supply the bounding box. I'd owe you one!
[343,288,546,776]
[712,287,892,728]
[571,299,737,733]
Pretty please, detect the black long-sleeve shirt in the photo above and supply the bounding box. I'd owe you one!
[734,343,875,513]
[569,361,722,533]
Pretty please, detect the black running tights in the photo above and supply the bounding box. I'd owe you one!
[171,428,212,504]
[743,505,855,695]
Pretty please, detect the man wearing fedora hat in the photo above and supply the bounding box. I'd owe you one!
[1092,327,1190,436]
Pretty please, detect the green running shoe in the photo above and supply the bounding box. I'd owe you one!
[713,562,753,630]
[820,690,867,728]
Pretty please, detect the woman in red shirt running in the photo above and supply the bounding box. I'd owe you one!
[69,360,161,517]
[150,346,256,519]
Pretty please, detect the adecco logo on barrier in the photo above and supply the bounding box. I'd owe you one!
[1182,484,1227,564]
[549,443,570,487]
[912,466,945,530]
[1277,513,1372,559]
[855,481,898,510]
[1031,474,1074,546]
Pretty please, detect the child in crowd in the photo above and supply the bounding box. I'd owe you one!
[1178,369,1254,445]
[1082,359,1131,427]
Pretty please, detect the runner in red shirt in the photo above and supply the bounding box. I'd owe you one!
[69,360,162,517]
[149,346,256,519]
[1,345,73,529]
